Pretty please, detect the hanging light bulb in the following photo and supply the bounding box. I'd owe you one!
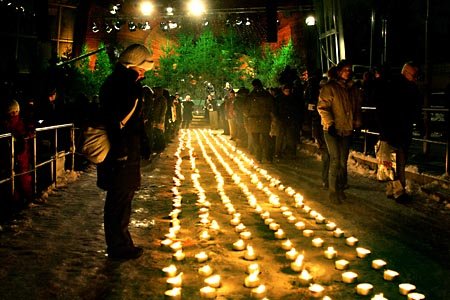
[113,20,123,31]
[128,21,137,31]
[166,6,174,16]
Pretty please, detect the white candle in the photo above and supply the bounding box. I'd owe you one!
[407,292,426,300]
[195,251,209,263]
[315,215,326,224]
[233,239,246,251]
[371,293,388,300]
[308,283,324,298]
[333,228,344,238]
[198,265,213,277]
[298,269,313,286]
[274,229,286,239]
[161,239,174,247]
[303,229,315,237]
[342,271,358,283]
[199,286,217,299]
[235,223,246,233]
[371,259,387,270]
[383,269,399,281]
[260,211,270,219]
[244,272,260,288]
[345,236,359,246]
[166,272,183,288]
[199,230,211,241]
[335,259,349,270]
[282,211,293,218]
[287,215,297,223]
[281,239,293,250]
[285,248,299,260]
[244,245,257,260]
[162,264,178,277]
[295,221,306,230]
[247,263,260,274]
[290,254,304,272]
[164,287,182,300]
[230,217,240,226]
[204,274,221,288]
[356,283,373,296]
[303,205,312,213]
[399,283,416,295]
[356,247,371,258]
[323,247,337,259]
[311,237,324,247]
[250,284,266,299]
[326,222,337,231]
[173,250,185,261]
[264,218,274,225]
[309,210,318,218]
[240,231,252,240]
[170,241,183,252]
[269,222,280,231]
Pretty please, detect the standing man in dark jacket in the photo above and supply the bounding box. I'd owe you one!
[376,62,421,202]
[97,44,154,260]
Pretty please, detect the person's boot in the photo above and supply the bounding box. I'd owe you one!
[329,191,342,203]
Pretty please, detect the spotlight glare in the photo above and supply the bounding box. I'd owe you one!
[187,0,206,17]
[140,1,154,16]
[305,16,316,26]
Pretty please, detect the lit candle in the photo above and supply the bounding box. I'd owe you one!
[198,265,213,277]
[233,239,247,251]
[199,230,211,241]
[282,211,293,218]
[371,293,388,300]
[199,286,217,299]
[356,247,371,258]
[260,211,270,219]
[399,283,416,295]
[247,263,260,274]
[230,217,241,226]
[371,259,387,270]
[173,250,185,261]
[250,284,266,299]
[383,269,399,281]
[164,287,182,300]
[309,210,318,219]
[303,205,312,213]
[308,283,324,298]
[161,239,174,247]
[298,269,313,286]
[407,292,426,300]
[356,283,373,296]
[303,229,315,237]
[326,222,337,231]
[244,245,257,260]
[162,264,178,277]
[235,223,246,233]
[195,251,209,263]
[269,222,280,231]
[166,272,183,288]
[315,215,326,224]
[244,272,260,288]
[204,274,221,288]
[311,237,324,247]
[287,215,297,223]
[274,229,286,239]
[264,218,274,225]
[333,228,344,238]
[281,239,293,250]
[285,248,299,260]
[342,271,358,283]
[290,254,304,272]
[323,247,337,259]
[335,259,350,270]
[170,241,183,252]
[240,231,252,240]
[345,236,359,246]
[295,221,306,230]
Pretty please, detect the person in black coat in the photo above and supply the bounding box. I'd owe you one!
[97,44,154,260]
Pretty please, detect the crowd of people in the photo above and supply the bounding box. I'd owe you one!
[0,42,423,260]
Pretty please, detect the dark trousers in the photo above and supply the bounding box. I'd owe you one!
[394,146,408,189]
[104,188,135,254]
[250,132,271,162]
[324,132,351,193]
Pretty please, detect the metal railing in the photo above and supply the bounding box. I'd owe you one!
[0,123,76,200]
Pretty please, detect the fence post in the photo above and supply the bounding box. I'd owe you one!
[71,125,75,172]
[10,135,15,198]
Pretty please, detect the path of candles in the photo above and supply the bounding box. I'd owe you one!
[158,129,425,299]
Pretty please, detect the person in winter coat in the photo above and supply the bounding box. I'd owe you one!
[151,87,167,153]
[246,79,275,163]
[0,99,35,209]
[376,61,422,202]
[182,95,194,129]
[318,60,362,202]
[224,89,236,140]
[97,44,154,260]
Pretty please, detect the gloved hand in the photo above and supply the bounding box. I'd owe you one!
[327,125,337,137]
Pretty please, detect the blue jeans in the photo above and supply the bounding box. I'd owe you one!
[324,132,352,193]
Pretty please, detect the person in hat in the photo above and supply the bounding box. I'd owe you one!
[317,59,363,203]
[97,44,154,260]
